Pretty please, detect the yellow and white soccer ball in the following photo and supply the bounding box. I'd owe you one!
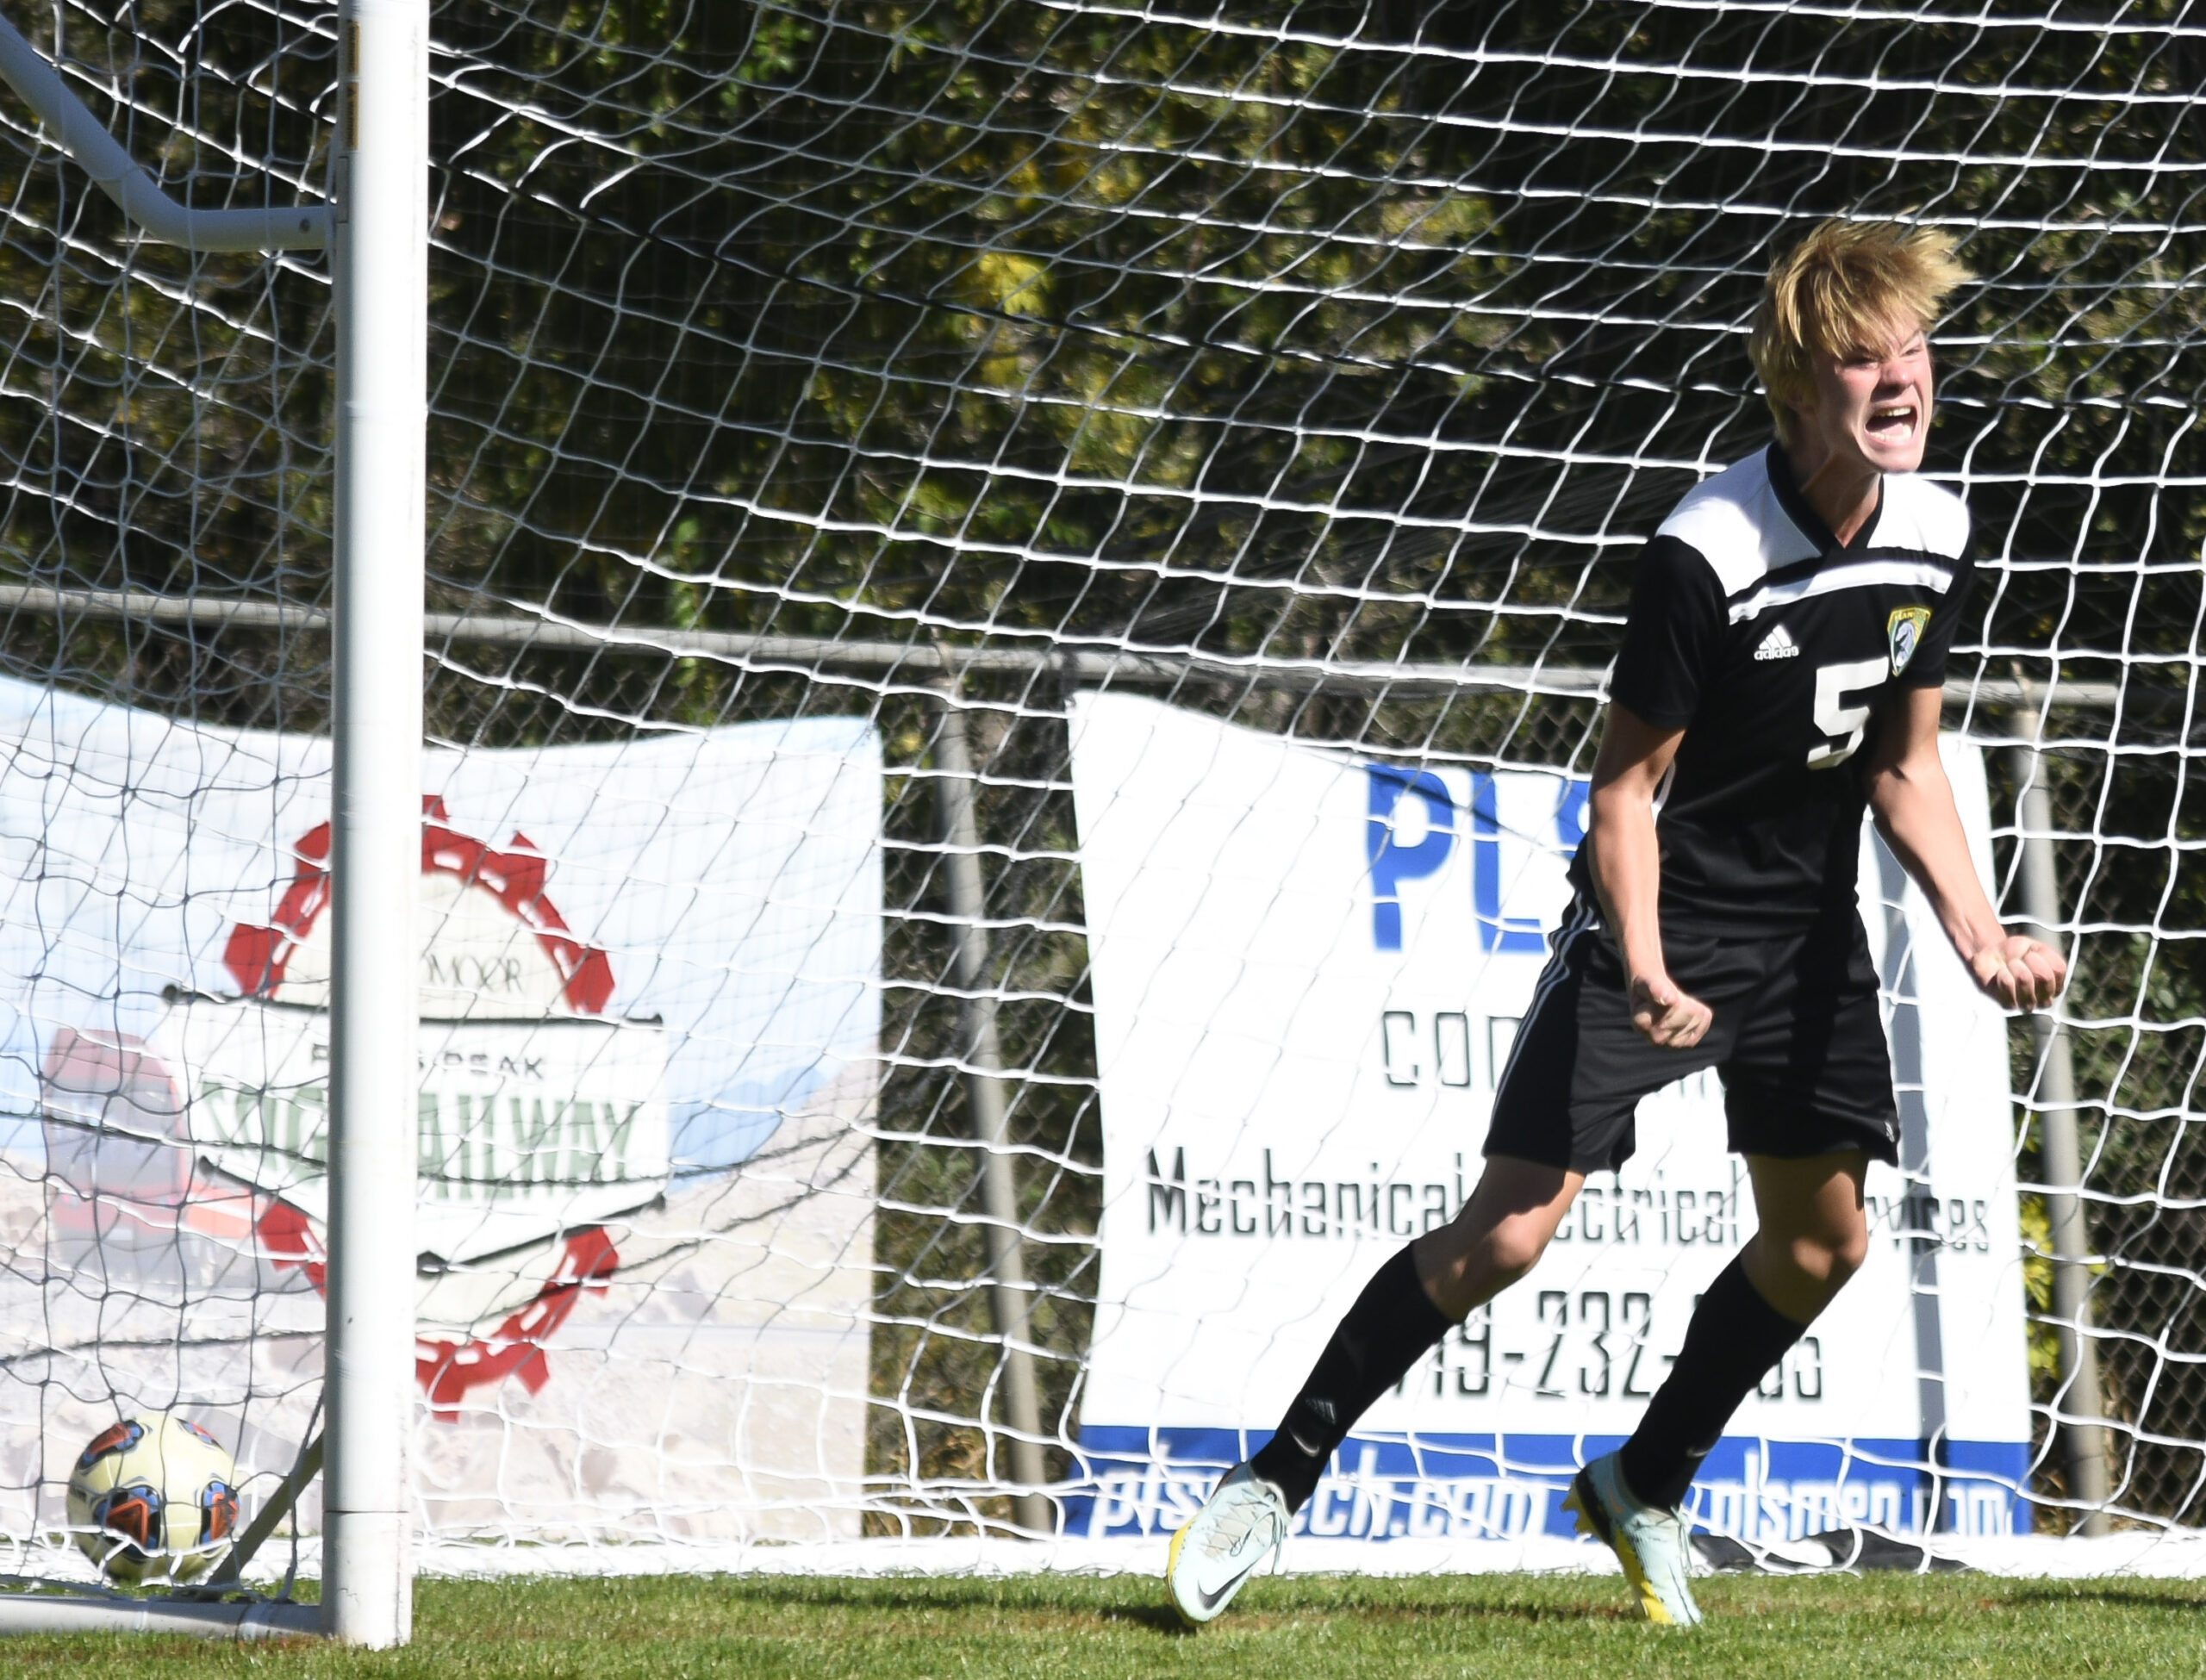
[65,1415,240,1584]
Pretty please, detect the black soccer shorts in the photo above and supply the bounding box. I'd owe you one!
[1481,895,1901,1173]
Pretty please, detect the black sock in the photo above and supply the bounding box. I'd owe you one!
[1618,1254,1806,1509]
[1249,1243,1454,1513]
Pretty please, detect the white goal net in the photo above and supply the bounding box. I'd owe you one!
[0,0,2194,1579]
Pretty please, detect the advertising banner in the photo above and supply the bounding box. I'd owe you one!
[0,676,882,1547]
[1069,693,2028,1546]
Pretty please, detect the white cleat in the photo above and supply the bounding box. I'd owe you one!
[1164,1461,1290,1626]
[1563,1450,1704,1627]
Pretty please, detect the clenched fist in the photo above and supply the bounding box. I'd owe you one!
[1629,972,1714,1049]
[1968,935,2066,1011]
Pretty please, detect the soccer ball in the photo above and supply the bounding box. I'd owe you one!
[65,1415,240,1584]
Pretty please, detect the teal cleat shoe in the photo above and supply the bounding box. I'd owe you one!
[1164,1462,1290,1627]
[1563,1450,1704,1627]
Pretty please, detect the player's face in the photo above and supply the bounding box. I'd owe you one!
[1797,320,1935,476]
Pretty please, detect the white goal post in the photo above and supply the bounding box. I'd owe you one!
[320,0,426,1649]
[0,0,421,1646]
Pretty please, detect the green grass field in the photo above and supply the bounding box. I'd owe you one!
[0,1573,2202,1677]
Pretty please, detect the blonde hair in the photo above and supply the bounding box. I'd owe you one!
[1749,220,1972,447]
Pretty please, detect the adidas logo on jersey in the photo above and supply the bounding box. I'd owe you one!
[1754,623,1801,661]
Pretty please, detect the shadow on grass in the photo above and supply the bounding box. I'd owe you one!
[568,1578,1145,1615]
[1995,1585,2206,1612]
[540,1576,1642,1627]
[1093,1602,1194,1635]
[1144,1584,1643,1631]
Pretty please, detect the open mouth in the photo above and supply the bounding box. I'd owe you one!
[1866,402,1918,445]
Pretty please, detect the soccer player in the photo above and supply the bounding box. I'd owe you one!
[1163,219,2066,1628]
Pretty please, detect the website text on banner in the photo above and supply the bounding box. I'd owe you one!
[1068,694,2025,1547]
[0,675,881,1559]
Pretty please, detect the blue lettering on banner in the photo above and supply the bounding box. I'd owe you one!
[1368,768,1592,953]
[1065,1428,2030,1541]
[1555,778,1590,853]
[1470,774,1544,954]
[1367,767,1455,950]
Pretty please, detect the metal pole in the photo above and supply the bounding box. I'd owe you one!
[2010,712,2112,1536]
[929,682,1053,1535]
[322,0,426,1646]
[0,8,328,250]
[0,583,2138,713]
[0,1596,321,1640]
[1877,839,1949,1529]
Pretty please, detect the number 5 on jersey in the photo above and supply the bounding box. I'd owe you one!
[1808,657,1889,769]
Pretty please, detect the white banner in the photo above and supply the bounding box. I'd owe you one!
[0,676,881,1549]
[1069,693,2028,1545]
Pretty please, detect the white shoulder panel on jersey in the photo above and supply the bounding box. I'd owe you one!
[1654,451,1822,595]
[1727,558,1960,625]
[1872,472,1971,559]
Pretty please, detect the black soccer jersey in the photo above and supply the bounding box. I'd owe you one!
[1582,443,1974,933]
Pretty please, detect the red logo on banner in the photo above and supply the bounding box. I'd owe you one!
[223,798,628,1409]
[414,1230,620,1419]
[221,796,614,1014]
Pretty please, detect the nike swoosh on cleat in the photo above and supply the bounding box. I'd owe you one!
[1189,1566,1255,1616]
[1168,1523,1266,1624]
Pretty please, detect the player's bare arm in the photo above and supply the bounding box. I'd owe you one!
[1585,705,1711,1048]
[1863,684,2066,1010]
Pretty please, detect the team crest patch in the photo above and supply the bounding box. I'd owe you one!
[1887,606,1932,675]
